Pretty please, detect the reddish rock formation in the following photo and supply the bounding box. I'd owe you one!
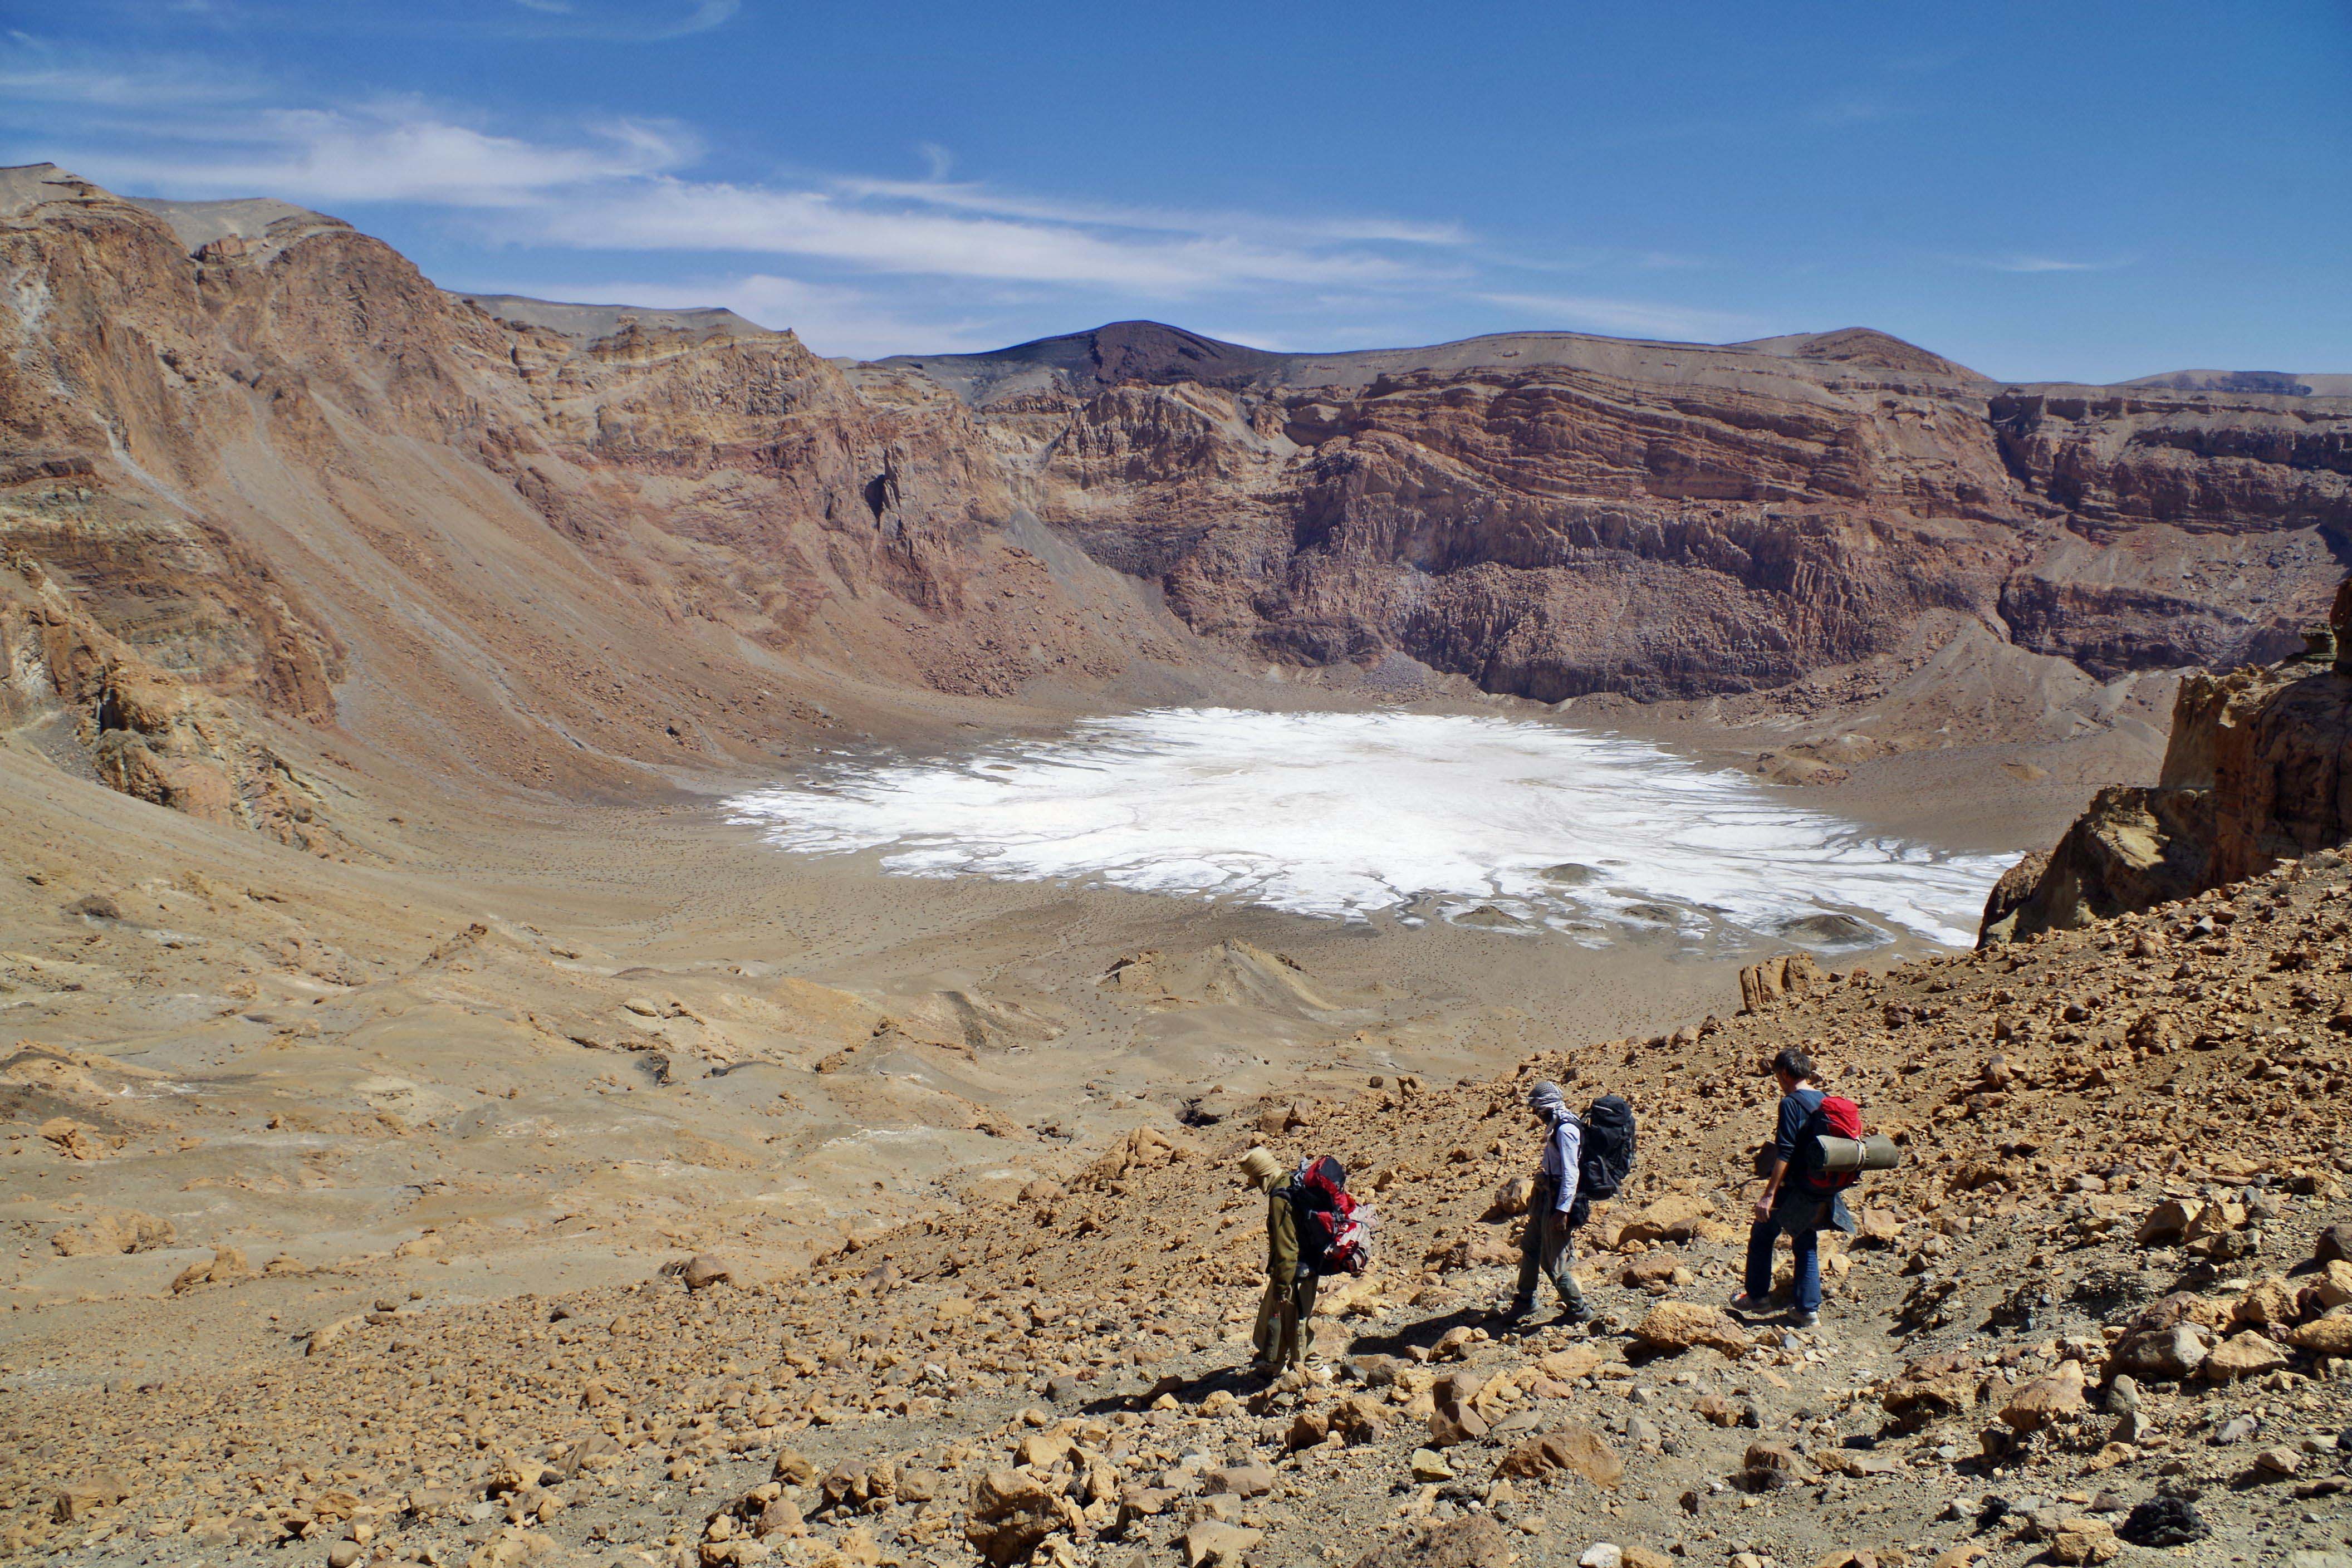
[1981,584,2352,941]
[914,322,2351,701]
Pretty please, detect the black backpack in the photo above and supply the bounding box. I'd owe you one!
[1576,1095,1636,1200]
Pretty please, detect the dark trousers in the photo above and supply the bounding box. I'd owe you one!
[1745,1194,1824,1314]
[1513,1174,1586,1311]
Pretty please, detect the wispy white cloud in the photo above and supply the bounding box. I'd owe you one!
[832,175,1470,248]
[1482,243,1711,275]
[35,81,1455,299]
[60,104,699,207]
[496,0,740,39]
[4,34,1790,355]
[529,175,1456,294]
[498,0,740,37]
[1474,291,1758,342]
[1965,253,2134,275]
[0,41,261,109]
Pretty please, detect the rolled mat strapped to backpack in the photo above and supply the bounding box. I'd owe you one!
[1812,1134,1902,1173]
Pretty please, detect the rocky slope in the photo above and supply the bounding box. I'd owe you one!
[7,839,2348,1568]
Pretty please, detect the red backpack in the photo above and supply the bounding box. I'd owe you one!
[1800,1095,1865,1194]
[1288,1155,1373,1277]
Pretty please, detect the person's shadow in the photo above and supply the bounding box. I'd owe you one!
[1342,1304,1491,1361]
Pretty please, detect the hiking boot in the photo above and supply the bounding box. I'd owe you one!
[1495,1296,1537,1322]
[1727,1291,1771,1315]
[1789,1310,1820,1329]
[1555,1301,1595,1327]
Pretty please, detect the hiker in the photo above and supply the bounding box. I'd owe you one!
[1732,1046,1853,1327]
[1241,1146,1315,1374]
[1503,1081,1596,1325]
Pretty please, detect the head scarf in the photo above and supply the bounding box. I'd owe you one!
[1526,1080,1569,1123]
[1239,1147,1282,1186]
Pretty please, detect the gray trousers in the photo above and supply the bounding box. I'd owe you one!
[1513,1174,1586,1310]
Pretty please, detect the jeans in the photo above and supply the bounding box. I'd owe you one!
[1513,1174,1586,1312]
[1745,1193,1827,1314]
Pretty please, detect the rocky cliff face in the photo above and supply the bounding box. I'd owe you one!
[905,321,2352,702]
[6,163,2351,837]
[1980,598,2352,942]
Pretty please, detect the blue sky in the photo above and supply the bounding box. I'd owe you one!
[6,2,2348,378]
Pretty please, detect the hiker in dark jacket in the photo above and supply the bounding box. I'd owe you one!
[1503,1080,1592,1325]
[1241,1146,1315,1373]
[1731,1047,1849,1327]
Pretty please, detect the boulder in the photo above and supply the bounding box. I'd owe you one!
[2232,1275,2302,1329]
[1488,1177,1534,1218]
[170,1246,252,1293]
[964,1471,1065,1566]
[1854,1208,1903,1248]
[2318,1223,2352,1264]
[1738,952,1821,1013]
[2109,1322,2211,1381]
[2289,1312,2352,1358]
[2000,1360,2086,1431]
[2118,1495,2208,1547]
[52,1472,131,1522]
[1881,1352,1980,1419]
[48,1211,174,1257]
[2134,1199,2201,1246]
[1347,1515,1516,1568]
[1182,1521,1262,1568]
[1620,1254,1691,1291]
[1539,1345,1605,1383]
[1493,1423,1624,1488]
[1741,1441,1815,1483]
[1408,1448,1454,1482]
[1617,1195,1719,1246]
[2201,1331,2290,1382]
[1427,1371,1488,1448]
[1629,1301,1750,1357]
[682,1254,733,1291]
[2305,1260,2352,1314]
[2049,1518,2122,1566]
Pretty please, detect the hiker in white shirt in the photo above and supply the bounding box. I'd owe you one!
[1503,1080,1592,1325]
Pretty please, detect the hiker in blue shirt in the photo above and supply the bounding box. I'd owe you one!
[1730,1047,1850,1328]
